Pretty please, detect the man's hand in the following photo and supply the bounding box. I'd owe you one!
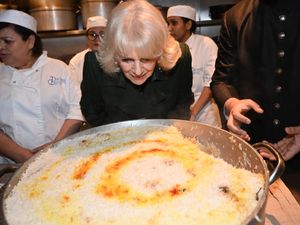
[274,126,300,161]
[224,98,263,141]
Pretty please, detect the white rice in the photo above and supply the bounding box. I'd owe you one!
[4,126,265,225]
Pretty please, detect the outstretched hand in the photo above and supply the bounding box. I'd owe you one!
[258,126,300,161]
[274,126,300,161]
[224,98,264,141]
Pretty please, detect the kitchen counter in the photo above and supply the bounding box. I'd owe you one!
[0,170,299,224]
[265,179,300,224]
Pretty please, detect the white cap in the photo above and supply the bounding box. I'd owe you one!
[0,9,37,33]
[86,16,107,30]
[167,5,196,21]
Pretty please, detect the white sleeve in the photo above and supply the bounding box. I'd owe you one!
[64,64,84,121]
[202,38,218,87]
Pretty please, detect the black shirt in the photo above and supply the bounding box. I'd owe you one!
[80,43,194,127]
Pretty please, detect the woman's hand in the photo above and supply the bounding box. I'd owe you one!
[224,98,263,141]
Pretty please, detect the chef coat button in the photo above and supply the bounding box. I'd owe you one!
[12,81,16,84]
[273,119,280,125]
[279,15,286,21]
[276,68,283,75]
[277,50,285,58]
[278,32,285,40]
[274,103,281,109]
[275,86,282,93]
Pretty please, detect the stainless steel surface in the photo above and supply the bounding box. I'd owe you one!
[1,119,285,225]
[27,0,74,9]
[80,0,118,28]
[252,143,285,184]
[149,0,238,37]
[34,0,238,62]
[0,164,20,178]
[27,0,77,31]
[30,8,77,31]
[0,4,9,11]
[41,34,87,63]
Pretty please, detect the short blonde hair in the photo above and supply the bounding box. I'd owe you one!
[98,0,181,74]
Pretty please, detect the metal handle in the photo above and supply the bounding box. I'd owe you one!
[0,163,21,178]
[253,142,285,184]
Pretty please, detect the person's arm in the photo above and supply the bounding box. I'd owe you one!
[258,126,300,161]
[80,52,106,127]
[210,13,265,140]
[223,97,263,141]
[210,14,239,108]
[0,131,33,163]
[167,43,194,119]
[32,119,82,153]
[69,51,87,85]
[54,119,82,142]
[190,87,212,121]
[274,126,300,160]
[190,38,217,121]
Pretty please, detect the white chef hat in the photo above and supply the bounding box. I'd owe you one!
[0,9,37,33]
[167,5,196,21]
[86,16,107,30]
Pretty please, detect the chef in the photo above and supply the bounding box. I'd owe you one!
[69,15,107,84]
[167,5,221,127]
[0,10,83,163]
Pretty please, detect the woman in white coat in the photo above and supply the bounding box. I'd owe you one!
[69,16,107,84]
[0,10,83,163]
[167,5,221,128]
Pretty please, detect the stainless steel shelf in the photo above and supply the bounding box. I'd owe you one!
[196,19,222,27]
[38,29,86,38]
[37,19,222,39]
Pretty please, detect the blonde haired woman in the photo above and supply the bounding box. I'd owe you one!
[80,0,194,126]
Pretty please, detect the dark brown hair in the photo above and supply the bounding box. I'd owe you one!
[0,22,43,57]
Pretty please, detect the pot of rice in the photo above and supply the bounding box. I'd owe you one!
[1,119,285,225]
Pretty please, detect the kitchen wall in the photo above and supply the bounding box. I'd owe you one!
[39,0,239,63]
[149,0,237,36]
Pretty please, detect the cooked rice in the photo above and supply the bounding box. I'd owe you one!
[4,126,264,225]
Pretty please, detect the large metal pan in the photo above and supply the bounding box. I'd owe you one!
[0,119,285,225]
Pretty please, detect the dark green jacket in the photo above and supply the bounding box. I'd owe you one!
[80,43,194,127]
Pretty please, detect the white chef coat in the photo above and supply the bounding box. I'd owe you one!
[69,49,90,84]
[0,51,83,163]
[185,34,221,127]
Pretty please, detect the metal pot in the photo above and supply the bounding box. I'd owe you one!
[80,0,118,28]
[28,0,77,31]
[27,0,74,9]
[0,4,8,11]
[29,7,77,31]
[0,119,285,225]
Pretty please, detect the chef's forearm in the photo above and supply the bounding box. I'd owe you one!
[53,119,83,142]
[0,131,33,163]
[191,87,212,116]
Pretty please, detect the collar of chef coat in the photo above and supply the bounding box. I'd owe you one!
[185,33,195,48]
[6,51,48,76]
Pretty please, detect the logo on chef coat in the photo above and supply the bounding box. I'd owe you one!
[48,76,66,85]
